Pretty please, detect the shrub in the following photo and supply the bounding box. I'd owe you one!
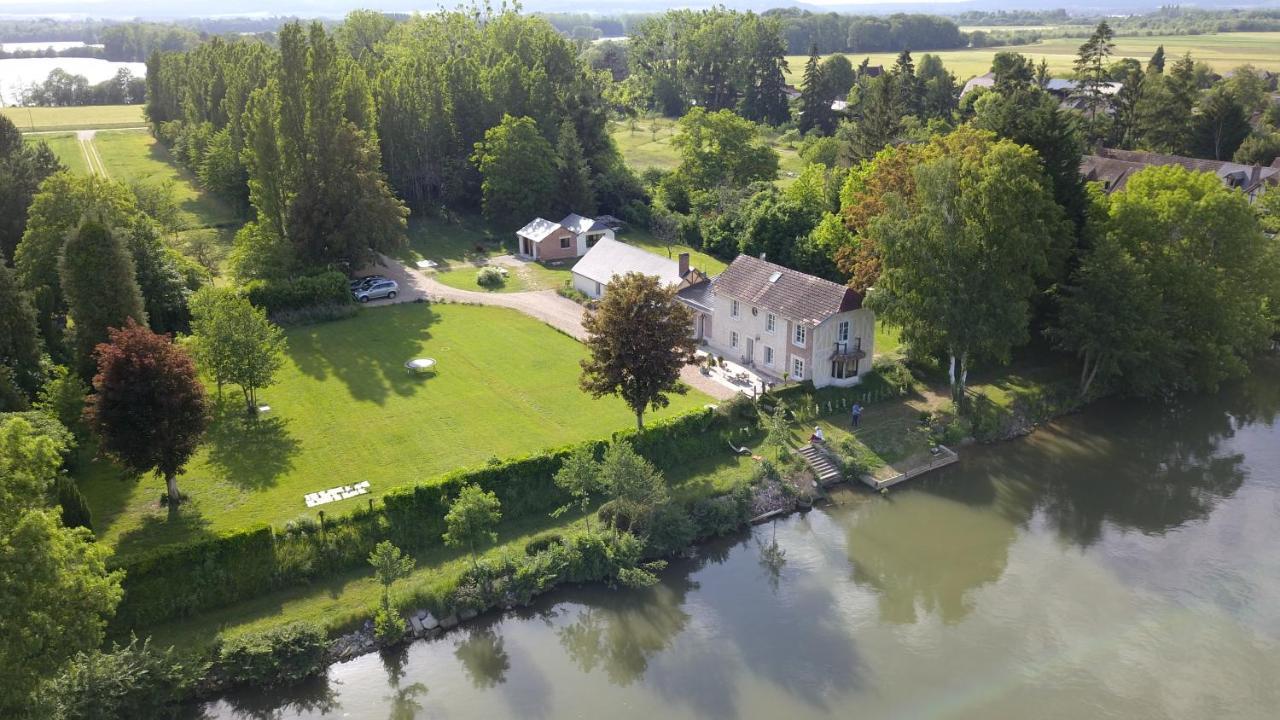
[268,302,359,326]
[242,271,352,314]
[644,503,697,556]
[689,485,752,538]
[110,525,277,628]
[374,608,406,643]
[216,622,327,688]
[556,280,589,303]
[42,637,205,720]
[524,533,564,556]
[476,266,505,287]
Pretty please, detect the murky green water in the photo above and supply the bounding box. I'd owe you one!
[203,365,1280,719]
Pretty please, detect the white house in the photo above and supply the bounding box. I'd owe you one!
[515,213,617,262]
[695,255,874,389]
[570,238,706,299]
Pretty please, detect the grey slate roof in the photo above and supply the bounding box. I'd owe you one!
[516,217,561,242]
[676,280,714,312]
[1082,148,1280,195]
[712,255,861,326]
[571,238,684,288]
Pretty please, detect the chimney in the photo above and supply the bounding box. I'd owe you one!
[678,252,690,278]
[759,252,767,261]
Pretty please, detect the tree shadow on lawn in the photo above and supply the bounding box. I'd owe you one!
[204,397,301,490]
[285,303,440,405]
[111,500,216,559]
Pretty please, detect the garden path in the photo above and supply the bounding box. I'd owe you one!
[369,254,736,400]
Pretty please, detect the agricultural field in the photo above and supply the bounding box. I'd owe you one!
[784,31,1280,84]
[77,302,712,557]
[1,103,145,132]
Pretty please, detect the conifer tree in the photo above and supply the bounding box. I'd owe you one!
[59,221,147,378]
[555,121,597,216]
[798,44,833,135]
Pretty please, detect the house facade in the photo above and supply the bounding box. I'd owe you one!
[515,213,617,261]
[696,255,874,389]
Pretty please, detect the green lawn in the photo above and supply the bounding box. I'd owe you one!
[78,303,713,557]
[27,132,87,174]
[785,31,1280,84]
[2,104,145,132]
[90,129,238,230]
[875,323,902,358]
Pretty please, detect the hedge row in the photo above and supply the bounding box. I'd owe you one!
[112,408,736,628]
[242,271,352,314]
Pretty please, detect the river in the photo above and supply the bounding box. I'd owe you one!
[201,363,1280,719]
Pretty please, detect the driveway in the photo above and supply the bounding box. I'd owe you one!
[364,254,736,401]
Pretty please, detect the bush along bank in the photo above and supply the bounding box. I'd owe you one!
[109,406,753,630]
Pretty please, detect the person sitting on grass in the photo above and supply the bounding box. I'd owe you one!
[810,426,825,444]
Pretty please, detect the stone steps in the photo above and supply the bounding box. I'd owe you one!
[798,444,843,485]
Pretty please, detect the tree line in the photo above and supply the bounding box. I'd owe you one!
[145,9,646,277]
[18,68,146,107]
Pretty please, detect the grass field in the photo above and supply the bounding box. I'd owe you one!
[78,302,712,556]
[1,103,145,132]
[785,31,1280,83]
[31,128,240,272]
[611,118,805,183]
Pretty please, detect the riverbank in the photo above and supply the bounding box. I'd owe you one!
[149,355,1089,706]
[202,363,1280,718]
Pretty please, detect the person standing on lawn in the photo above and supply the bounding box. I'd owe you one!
[851,402,863,428]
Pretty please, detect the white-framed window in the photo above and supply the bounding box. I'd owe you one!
[730,299,740,318]
[837,320,849,344]
[560,237,571,249]
[793,324,807,347]
[730,331,739,349]
[764,346,774,367]
[586,234,602,247]
[792,357,805,380]
[766,313,776,333]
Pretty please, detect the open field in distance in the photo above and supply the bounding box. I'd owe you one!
[1,103,145,132]
[784,31,1280,83]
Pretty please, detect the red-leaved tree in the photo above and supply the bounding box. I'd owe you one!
[86,319,208,506]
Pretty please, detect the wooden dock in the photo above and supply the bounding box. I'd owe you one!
[859,444,959,491]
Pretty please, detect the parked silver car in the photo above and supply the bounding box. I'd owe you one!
[353,279,399,302]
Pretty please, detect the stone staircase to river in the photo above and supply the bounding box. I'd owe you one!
[797,444,843,486]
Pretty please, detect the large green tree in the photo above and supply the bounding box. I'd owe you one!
[0,417,122,715]
[0,264,44,401]
[1190,86,1252,161]
[242,22,407,271]
[864,129,1069,403]
[580,273,698,430]
[668,107,779,193]
[0,114,63,265]
[1099,165,1278,392]
[187,287,286,413]
[554,120,597,217]
[472,115,558,227]
[87,320,208,506]
[842,73,902,161]
[60,221,148,379]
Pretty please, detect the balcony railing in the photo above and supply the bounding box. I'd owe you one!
[830,339,866,361]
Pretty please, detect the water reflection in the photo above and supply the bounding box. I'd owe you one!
[554,579,694,686]
[379,646,427,720]
[453,625,510,688]
[207,675,340,720]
